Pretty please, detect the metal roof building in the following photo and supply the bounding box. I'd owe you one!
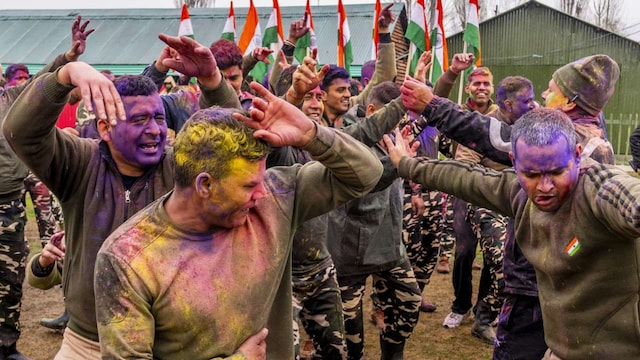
[0,4,404,76]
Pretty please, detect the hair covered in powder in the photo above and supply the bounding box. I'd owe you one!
[172,107,268,187]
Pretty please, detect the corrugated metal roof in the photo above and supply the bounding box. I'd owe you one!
[0,4,404,75]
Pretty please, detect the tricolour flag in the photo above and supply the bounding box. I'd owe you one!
[178,4,194,39]
[250,0,284,83]
[404,0,429,76]
[370,0,382,60]
[429,0,448,82]
[221,1,236,42]
[238,0,262,56]
[463,0,482,78]
[337,0,353,74]
[565,237,581,257]
[294,0,317,64]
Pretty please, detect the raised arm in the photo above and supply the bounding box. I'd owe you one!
[402,76,512,165]
[235,82,383,224]
[350,4,396,107]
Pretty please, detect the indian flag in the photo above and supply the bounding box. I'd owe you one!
[370,0,382,60]
[294,0,317,64]
[221,1,236,42]
[238,0,262,57]
[178,4,194,39]
[404,0,429,76]
[463,0,482,78]
[429,0,448,82]
[565,237,581,257]
[251,0,284,83]
[337,0,353,74]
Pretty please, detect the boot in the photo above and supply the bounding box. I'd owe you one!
[380,336,405,360]
[40,309,69,330]
[1,343,31,360]
[471,300,496,345]
[436,257,450,274]
[419,298,437,313]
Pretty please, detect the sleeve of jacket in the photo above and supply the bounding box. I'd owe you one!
[140,61,168,90]
[455,144,483,163]
[2,70,94,202]
[433,69,460,98]
[289,125,383,226]
[161,90,200,133]
[421,97,512,166]
[341,97,407,147]
[349,42,396,108]
[199,79,241,110]
[0,53,70,109]
[397,156,517,218]
[26,254,62,290]
[242,54,259,87]
[268,50,286,94]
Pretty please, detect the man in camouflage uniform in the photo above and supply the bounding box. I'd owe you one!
[326,81,421,360]
[401,126,455,312]
[447,67,508,344]
[0,16,92,359]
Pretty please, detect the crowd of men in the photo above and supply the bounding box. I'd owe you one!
[0,8,637,360]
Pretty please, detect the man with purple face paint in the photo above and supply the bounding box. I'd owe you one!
[3,34,239,359]
[385,108,640,360]
[0,15,93,360]
[399,54,619,360]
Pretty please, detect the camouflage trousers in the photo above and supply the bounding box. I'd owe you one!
[23,172,63,248]
[467,204,507,317]
[402,190,456,290]
[338,260,421,360]
[292,263,347,360]
[0,198,28,344]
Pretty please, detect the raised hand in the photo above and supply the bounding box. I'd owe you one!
[450,53,476,75]
[289,50,329,100]
[401,76,434,115]
[157,34,221,87]
[38,231,66,268]
[383,126,420,168]
[414,50,432,84]
[288,15,310,44]
[66,15,95,61]
[58,62,125,125]
[378,3,396,31]
[252,47,275,64]
[233,82,317,148]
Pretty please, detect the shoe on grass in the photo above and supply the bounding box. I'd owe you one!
[443,310,470,328]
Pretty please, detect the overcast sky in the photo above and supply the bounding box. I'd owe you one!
[1,0,638,40]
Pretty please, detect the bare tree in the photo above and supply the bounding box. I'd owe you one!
[591,0,622,32]
[444,0,493,34]
[174,0,213,8]
[557,0,590,18]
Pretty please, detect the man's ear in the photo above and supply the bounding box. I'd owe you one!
[574,143,583,163]
[562,101,577,112]
[97,119,112,142]
[366,103,376,117]
[195,173,214,198]
[503,99,513,114]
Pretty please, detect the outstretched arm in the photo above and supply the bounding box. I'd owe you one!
[402,76,512,165]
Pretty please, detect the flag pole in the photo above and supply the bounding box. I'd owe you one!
[404,0,412,79]
[457,41,468,105]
